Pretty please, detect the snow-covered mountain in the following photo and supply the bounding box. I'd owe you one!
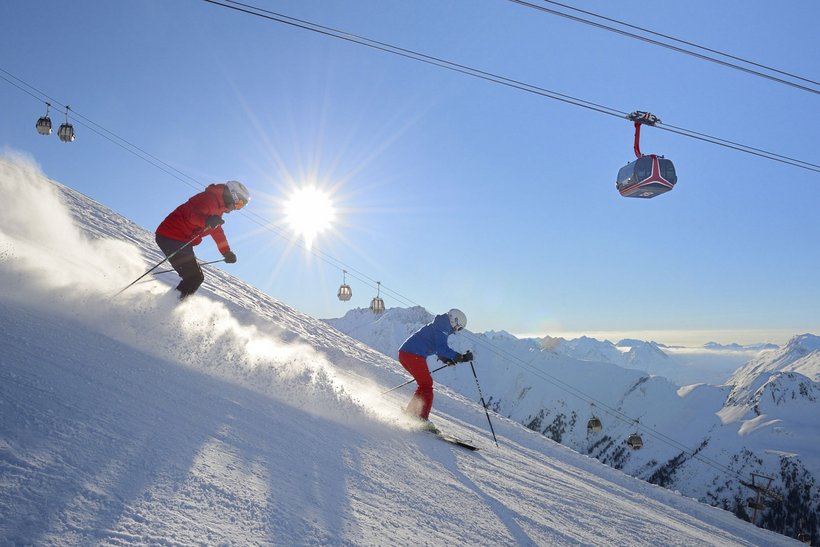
[555,336,678,378]
[3,153,805,544]
[726,333,820,406]
[326,306,820,544]
[552,335,769,386]
[705,341,781,351]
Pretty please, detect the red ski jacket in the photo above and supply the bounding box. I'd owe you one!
[156,184,232,254]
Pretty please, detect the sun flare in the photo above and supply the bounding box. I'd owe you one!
[283,186,336,249]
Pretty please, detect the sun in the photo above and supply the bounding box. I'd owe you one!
[283,186,336,249]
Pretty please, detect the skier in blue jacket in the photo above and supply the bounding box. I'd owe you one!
[398,309,473,431]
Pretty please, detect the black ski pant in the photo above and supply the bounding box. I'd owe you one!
[155,234,204,297]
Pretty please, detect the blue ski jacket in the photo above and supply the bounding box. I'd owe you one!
[399,314,459,361]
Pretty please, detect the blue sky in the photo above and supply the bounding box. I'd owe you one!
[1,1,818,346]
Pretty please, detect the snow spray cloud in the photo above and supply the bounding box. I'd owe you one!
[0,153,145,294]
[0,153,400,426]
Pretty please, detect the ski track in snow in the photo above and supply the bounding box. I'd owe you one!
[0,154,798,545]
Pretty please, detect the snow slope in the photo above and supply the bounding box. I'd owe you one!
[0,153,798,545]
[326,309,820,543]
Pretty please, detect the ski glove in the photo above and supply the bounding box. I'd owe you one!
[205,215,225,229]
[223,251,237,264]
[440,356,456,366]
[456,351,474,363]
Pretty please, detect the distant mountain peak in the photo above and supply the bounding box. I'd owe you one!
[617,338,665,348]
[703,341,779,351]
[628,342,669,359]
[785,333,820,354]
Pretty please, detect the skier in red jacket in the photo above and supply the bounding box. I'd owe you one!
[155,181,250,298]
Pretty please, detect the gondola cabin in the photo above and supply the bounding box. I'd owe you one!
[370,296,385,314]
[36,116,52,135]
[58,122,75,143]
[587,417,602,434]
[626,433,644,449]
[337,284,352,301]
[616,154,676,199]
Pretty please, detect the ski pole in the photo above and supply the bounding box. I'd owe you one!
[112,229,210,298]
[381,364,450,396]
[469,360,499,447]
[153,258,225,275]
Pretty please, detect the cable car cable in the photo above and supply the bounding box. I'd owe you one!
[526,0,820,90]
[0,69,204,191]
[201,0,628,120]
[507,0,820,95]
[657,123,820,172]
[198,0,820,174]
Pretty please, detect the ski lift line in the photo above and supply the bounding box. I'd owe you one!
[0,69,206,190]
[67,113,205,190]
[656,124,820,172]
[531,0,820,89]
[235,207,422,308]
[462,333,648,431]
[237,211,404,301]
[508,0,820,95]
[217,0,820,101]
[202,0,628,120]
[0,70,47,103]
[0,66,422,307]
[200,1,820,175]
[68,118,202,190]
[461,330,746,480]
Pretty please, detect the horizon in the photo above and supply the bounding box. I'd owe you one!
[512,328,800,348]
[332,305,802,348]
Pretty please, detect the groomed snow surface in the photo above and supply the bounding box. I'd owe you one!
[0,154,794,545]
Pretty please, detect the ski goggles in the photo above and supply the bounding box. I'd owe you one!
[228,191,247,210]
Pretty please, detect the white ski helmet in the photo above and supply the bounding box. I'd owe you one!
[447,308,467,331]
[225,180,250,210]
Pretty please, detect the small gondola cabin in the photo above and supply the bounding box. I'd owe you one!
[36,116,52,135]
[587,417,602,434]
[370,296,385,314]
[57,122,75,143]
[337,284,352,301]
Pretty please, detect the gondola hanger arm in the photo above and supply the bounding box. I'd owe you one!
[627,111,661,159]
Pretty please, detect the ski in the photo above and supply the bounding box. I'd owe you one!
[434,432,480,451]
